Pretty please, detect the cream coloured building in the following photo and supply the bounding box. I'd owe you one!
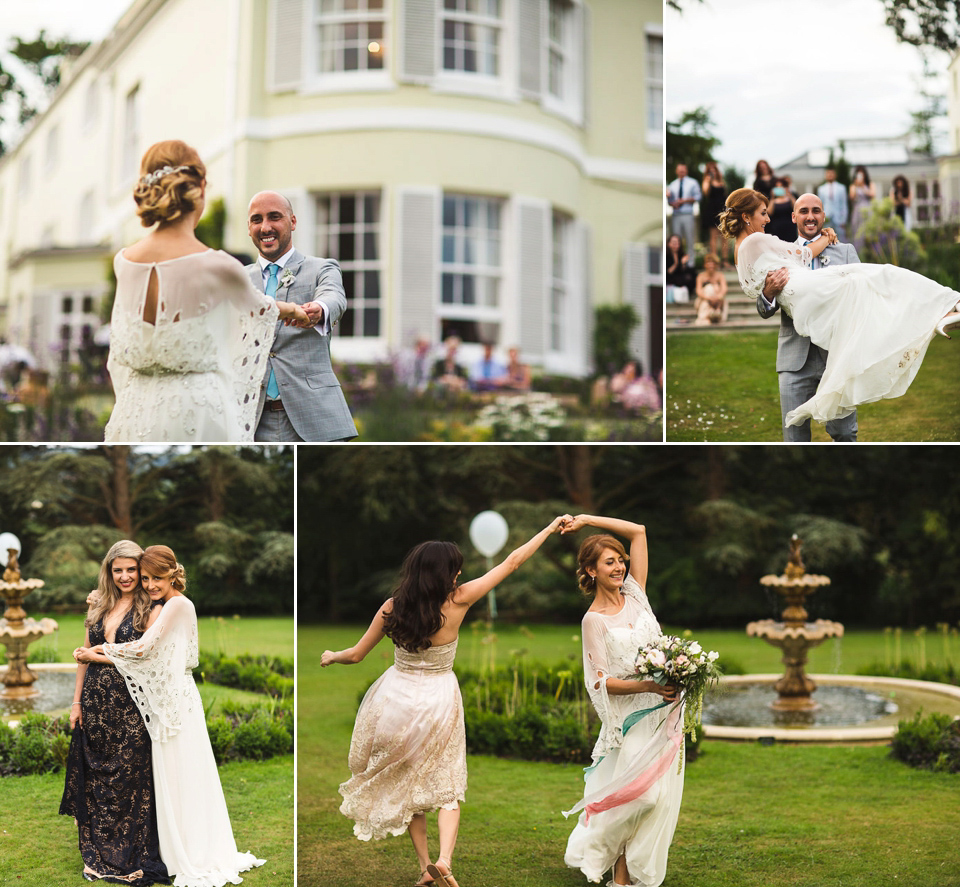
[0,0,662,379]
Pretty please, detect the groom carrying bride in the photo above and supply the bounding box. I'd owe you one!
[755,192,860,442]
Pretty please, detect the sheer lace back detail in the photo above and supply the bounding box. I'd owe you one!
[736,232,813,299]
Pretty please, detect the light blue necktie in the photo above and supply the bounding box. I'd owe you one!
[803,240,820,270]
[264,263,280,399]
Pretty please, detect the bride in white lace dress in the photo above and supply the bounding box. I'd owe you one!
[105,140,308,442]
[562,516,683,887]
[722,187,960,428]
[321,517,567,887]
[76,545,265,887]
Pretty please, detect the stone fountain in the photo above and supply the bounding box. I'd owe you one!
[0,534,57,700]
[746,535,843,715]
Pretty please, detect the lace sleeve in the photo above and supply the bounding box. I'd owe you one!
[102,596,196,742]
[736,232,811,299]
[582,612,613,727]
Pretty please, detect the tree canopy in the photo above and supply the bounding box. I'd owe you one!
[300,446,960,630]
[0,446,293,614]
[882,0,960,52]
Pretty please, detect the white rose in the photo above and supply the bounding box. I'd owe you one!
[707,650,719,662]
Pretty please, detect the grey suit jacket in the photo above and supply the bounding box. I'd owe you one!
[755,239,861,372]
[247,250,358,441]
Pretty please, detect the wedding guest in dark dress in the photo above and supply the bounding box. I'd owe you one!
[767,178,797,242]
[60,540,168,885]
[701,161,729,266]
[666,234,695,298]
[752,159,776,200]
[891,175,911,229]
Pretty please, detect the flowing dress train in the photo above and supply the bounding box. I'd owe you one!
[564,576,684,887]
[339,639,467,841]
[60,609,169,885]
[103,596,265,887]
[737,232,960,426]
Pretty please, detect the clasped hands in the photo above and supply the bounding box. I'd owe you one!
[73,644,105,663]
[278,300,324,329]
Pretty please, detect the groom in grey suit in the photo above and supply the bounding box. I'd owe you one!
[247,191,357,441]
[757,192,859,442]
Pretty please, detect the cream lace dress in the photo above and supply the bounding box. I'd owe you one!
[105,249,278,442]
[103,596,265,887]
[564,576,685,887]
[339,639,467,841]
[738,231,960,427]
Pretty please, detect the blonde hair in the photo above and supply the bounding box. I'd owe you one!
[86,540,153,633]
[576,534,629,596]
[717,188,768,239]
[139,544,187,592]
[133,140,206,227]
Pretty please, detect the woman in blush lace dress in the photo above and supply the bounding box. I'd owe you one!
[563,516,682,887]
[322,516,567,887]
[60,540,169,885]
[105,140,307,442]
[75,546,264,887]
[723,188,960,429]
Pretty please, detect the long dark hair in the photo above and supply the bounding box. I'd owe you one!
[383,541,464,652]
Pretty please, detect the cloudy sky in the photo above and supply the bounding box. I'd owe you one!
[666,0,951,177]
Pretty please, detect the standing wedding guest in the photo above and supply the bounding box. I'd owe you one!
[752,159,776,199]
[817,167,849,241]
[105,140,307,442]
[848,165,876,251]
[563,515,683,887]
[891,175,912,230]
[60,541,168,885]
[75,545,265,887]
[700,161,729,266]
[322,516,568,887]
[666,163,701,253]
[766,178,797,242]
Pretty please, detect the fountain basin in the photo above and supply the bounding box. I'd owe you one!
[0,663,77,721]
[702,674,960,742]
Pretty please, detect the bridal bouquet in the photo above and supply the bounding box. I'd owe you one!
[633,635,722,739]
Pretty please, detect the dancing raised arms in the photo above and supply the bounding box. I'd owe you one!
[561,514,648,588]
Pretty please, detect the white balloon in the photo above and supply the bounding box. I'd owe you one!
[469,511,509,557]
[0,533,21,556]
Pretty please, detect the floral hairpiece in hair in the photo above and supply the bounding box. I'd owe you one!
[140,165,191,186]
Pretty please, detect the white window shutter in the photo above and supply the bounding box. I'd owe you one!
[397,188,439,345]
[517,0,542,98]
[269,0,305,92]
[624,243,649,375]
[516,198,549,359]
[576,220,593,377]
[401,0,436,83]
[581,2,591,129]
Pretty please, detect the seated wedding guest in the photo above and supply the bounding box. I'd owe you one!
[470,342,507,392]
[694,254,729,325]
[431,336,469,393]
[666,235,694,303]
[610,360,661,411]
[502,347,532,391]
[399,338,434,392]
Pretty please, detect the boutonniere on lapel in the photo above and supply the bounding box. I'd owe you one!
[820,255,831,267]
[279,268,296,289]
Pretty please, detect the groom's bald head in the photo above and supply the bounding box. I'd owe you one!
[793,193,826,241]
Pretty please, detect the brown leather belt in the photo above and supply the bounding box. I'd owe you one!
[263,399,285,412]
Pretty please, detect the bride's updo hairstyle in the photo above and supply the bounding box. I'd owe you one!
[139,544,187,592]
[382,541,464,653]
[577,534,629,596]
[717,188,768,239]
[133,140,206,227]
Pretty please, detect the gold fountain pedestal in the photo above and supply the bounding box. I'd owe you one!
[747,538,843,713]
[0,551,57,700]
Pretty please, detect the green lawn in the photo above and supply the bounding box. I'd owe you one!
[299,623,959,887]
[0,755,293,887]
[28,614,294,662]
[666,329,960,441]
